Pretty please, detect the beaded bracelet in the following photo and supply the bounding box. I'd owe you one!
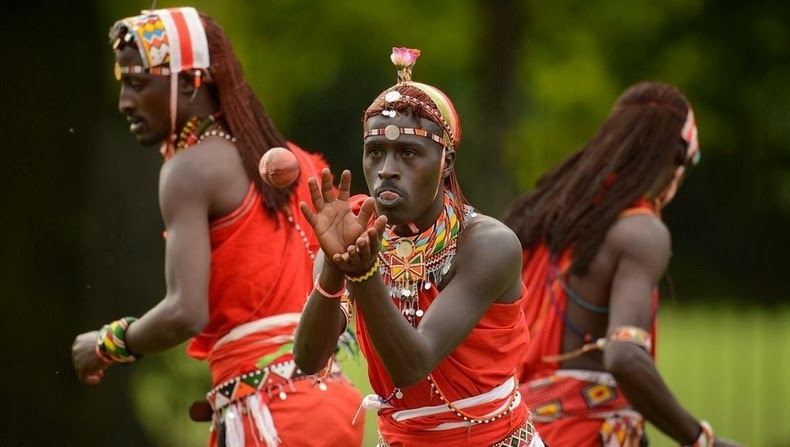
[314,277,346,299]
[684,421,713,447]
[345,259,380,283]
[96,316,141,363]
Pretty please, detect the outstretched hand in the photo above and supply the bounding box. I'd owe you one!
[300,169,387,271]
[72,330,111,385]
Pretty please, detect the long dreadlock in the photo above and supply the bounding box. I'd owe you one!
[504,82,692,275]
[200,14,295,219]
[364,84,470,228]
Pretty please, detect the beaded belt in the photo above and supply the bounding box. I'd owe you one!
[207,359,337,411]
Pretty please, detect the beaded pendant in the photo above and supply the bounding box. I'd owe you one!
[378,191,470,327]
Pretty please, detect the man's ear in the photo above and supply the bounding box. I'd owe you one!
[178,73,196,96]
[442,148,456,179]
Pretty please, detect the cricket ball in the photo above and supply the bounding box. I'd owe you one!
[259,147,300,188]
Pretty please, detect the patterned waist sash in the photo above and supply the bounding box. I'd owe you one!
[364,376,520,432]
[207,359,340,411]
[524,369,636,422]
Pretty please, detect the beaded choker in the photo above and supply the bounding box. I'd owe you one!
[163,112,236,160]
[174,112,221,151]
[377,191,472,327]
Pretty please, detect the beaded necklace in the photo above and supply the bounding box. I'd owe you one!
[174,112,223,152]
[284,206,315,261]
[377,191,466,327]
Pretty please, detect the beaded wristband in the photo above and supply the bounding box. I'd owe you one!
[314,277,346,299]
[683,421,713,447]
[96,317,140,363]
[345,259,380,283]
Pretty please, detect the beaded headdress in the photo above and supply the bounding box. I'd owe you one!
[110,7,211,158]
[110,7,210,78]
[364,47,462,151]
[364,48,469,228]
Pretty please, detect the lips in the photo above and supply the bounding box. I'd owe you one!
[127,117,144,134]
[375,186,403,206]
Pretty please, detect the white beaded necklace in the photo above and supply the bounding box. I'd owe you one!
[284,206,315,261]
[198,129,237,143]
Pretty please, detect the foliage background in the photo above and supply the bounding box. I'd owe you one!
[1,0,787,445]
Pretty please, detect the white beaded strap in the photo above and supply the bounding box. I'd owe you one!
[683,421,713,447]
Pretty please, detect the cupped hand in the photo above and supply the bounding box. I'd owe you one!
[333,202,387,275]
[72,330,111,385]
[300,169,383,262]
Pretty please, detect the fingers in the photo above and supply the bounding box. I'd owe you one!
[356,196,376,227]
[320,168,336,205]
[372,215,388,236]
[299,201,318,228]
[336,170,352,201]
[81,370,105,385]
[306,176,325,210]
[332,229,379,272]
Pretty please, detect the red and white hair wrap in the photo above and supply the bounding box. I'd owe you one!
[154,8,210,152]
[681,107,700,164]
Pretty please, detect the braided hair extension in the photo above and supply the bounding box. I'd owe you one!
[364,84,470,228]
[504,82,692,275]
[200,14,294,219]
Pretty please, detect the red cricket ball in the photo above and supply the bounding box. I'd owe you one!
[259,147,300,188]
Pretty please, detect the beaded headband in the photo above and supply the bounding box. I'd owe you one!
[364,47,461,150]
[681,107,701,166]
[363,126,445,145]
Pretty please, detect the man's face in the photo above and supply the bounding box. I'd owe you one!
[363,111,451,228]
[115,46,171,146]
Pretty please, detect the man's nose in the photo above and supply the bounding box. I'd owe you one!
[118,86,133,114]
[377,154,400,180]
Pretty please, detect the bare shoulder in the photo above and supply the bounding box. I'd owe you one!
[159,139,247,216]
[457,213,522,271]
[606,213,671,271]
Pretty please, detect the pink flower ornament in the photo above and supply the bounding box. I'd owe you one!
[391,47,421,83]
[390,47,421,68]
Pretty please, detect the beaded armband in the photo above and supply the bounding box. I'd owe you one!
[541,325,652,362]
[607,325,652,352]
[345,259,380,283]
[96,317,140,363]
[683,421,713,447]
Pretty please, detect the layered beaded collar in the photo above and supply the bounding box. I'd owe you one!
[377,191,475,327]
[162,112,236,161]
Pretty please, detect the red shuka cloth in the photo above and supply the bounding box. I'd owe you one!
[351,195,530,446]
[517,202,659,446]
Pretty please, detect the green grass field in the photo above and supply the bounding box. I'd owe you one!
[132,303,789,446]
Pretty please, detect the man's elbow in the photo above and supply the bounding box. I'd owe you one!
[603,342,652,378]
[168,305,208,338]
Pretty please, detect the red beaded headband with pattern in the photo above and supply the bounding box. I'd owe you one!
[364,125,445,147]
